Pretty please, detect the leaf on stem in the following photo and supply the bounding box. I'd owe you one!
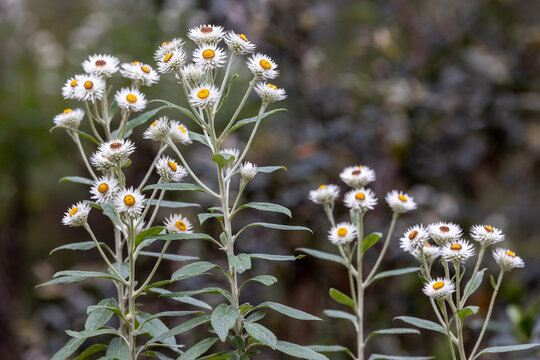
[371,267,420,282]
[249,253,304,261]
[255,301,321,321]
[73,344,107,360]
[394,316,447,334]
[84,298,117,331]
[178,338,219,360]
[49,241,105,255]
[59,176,95,185]
[51,338,86,360]
[462,268,487,302]
[323,309,357,328]
[233,165,287,175]
[241,275,278,288]
[244,322,277,349]
[50,126,100,145]
[112,105,168,138]
[151,99,199,123]
[145,199,200,208]
[198,212,223,225]
[368,354,434,360]
[237,202,292,218]
[474,343,540,359]
[211,304,239,342]
[295,248,347,266]
[238,222,311,235]
[329,288,355,309]
[105,338,129,359]
[171,261,217,281]
[134,226,164,249]
[142,183,205,192]
[457,306,479,320]
[228,253,252,274]
[228,108,286,134]
[275,341,329,360]
[362,232,383,253]
[138,251,198,262]
[138,313,177,346]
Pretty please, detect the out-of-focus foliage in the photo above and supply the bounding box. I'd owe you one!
[0,0,539,359]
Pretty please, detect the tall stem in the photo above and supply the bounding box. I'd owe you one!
[365,213,399,286]
[218,79,256,143]
[137,144,167,191]
[71,133,98,180]
[461,246,485,307]
[355,213,365,360]
[127,218,137,360]
[454,263,467,360]
[440,301,458,360]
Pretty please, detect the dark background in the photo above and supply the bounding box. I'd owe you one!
[1,0,539,359]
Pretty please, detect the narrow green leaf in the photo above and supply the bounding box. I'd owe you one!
[148,315,210,345]
[163,287,232,302]
[146,199,200,208]
[172,261,216,281]
[212,153,235,168]
[198,212,223,225]
[66,328,119,339]
[54,270,115,280]
[139,251,198,262]
[178,338,219,360]
[257,301,321,321]
[239,222,312,235]
[151,99,198,123]
[474,343,540,359]
[246,310,266,323]
[229,108,286,133]
[463,268,486,302]
[362,232,383,252]
[368,355,434,360]
[490,275,497,290]
[228,253,252,274]
[275,341,329,360]
[135,226,164,249]
[51,338,85,360]
[394,316,447,334]
[231,336,245,351]
[369,328,420,336]
[139,233,217,249]
[296,248,346,266]
[234,165,287,175]
[238,202,291,218]
[85,298,116,330]
[101,202,122,227]
[50,126,99,145]
[73,344,107,360]
[458,306,479,320]
[143,183,204,192]
[244,322,277,349]
[37,275,88,287]
[189,131,209,146]
[306,345,350,353]
[59,176,95,185]
[105,337,129,359]
[372,267,420,281]
[241,275,277,288]
[211,304,238,342]
[50,241,99,255]
[329,288,355,309]
[112,105,167,138]
[324,309,357,327]
[151,288,213,310]
[138,313,176,346]
[249,253,303,261]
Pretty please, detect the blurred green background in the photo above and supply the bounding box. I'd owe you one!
[1,0,539,359]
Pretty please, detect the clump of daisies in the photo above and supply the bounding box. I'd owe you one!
[303,165,421,359]
[397,220,532,359]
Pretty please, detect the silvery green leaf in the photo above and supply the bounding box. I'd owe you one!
[241,275,278,288]
[246,311,266,323]
[105,338,129,359]
[239,222,311,234]
[249,253,303,261]
[178,338,219,360]
[164,287,232,302]
[139,311,204,327]
[458,306,479,320]
[189,131,209,146]
[256,301,321,321]
[146,199,200,208]
[228,254,252,274]
[474,343,540,359]
[362,232,382,253]
[372,267,420,281]
[85,298,116,331]
[51,338,85,360]
[73,344,107,360]
[66,328,120,339]
[233,165,286,175]
[151,99,199,123]
[112,105,168,138]
[306,345,350,353]
[211,304,238,342]
[198,212,223,225]
[50,126,99,145]
[143,183,205,192]
[212,153,235,168]
[324,310,357,327]
[49,241,107,255]
[463,268,487,302]
[138,313,176,346]
[275,341,329,360]
[238,202,292,218]
[135,226,164,249]
[172,261,217,281]
[37,275,88,287]
[244,322,277,349]
[296,248,347,266]
[138,251,198,262]
[394,316,447,334]
[368,355,434,360]
[490,275,497,289]
[147,315,210,345]
[229,108,286,133]
[59,176,95,185]
[329,288,355,309]
[231,336,245,351]
[101,202,122,227]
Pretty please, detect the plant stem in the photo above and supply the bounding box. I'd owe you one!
[137,144,167,191]
[454,262,467,360]
[365,212,399,286]
[84,101,104,142]
[355,212,365,360]
[218,78,256,143]
[127,217,137,360]
[440,300,458,360]
[71,133,98,180]
[461,245,485,307]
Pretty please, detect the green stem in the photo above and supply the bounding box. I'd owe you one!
[84,101,104,142]
[127,217,137,360]
[146,189,166,229]
[440,300,458,360]
[461,246,485,307]
[135,239,171,296]
[365,212,399,286]
[71,133,97,180]
[218,78,256,144]
[454,263,467,360]
[137,144,167,191]
[356,213,365,360]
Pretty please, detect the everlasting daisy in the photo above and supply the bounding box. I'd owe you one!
[344,188,377,213]
[61,75,84,99]
[168,120,192,145]
[164,214,193,234]
[427,222,463,246]
[97,139,136,164]
[441,240,475,264]
[413,243,441,264]
[493,248,525,271]
[90,151,115,171]
[114,187,145,217]
[470,224,505,247]
[114,88,147,113]
[177,63,204,86]
[247,53,279,80]
[143,116,170,142]
[385,190,417,214]
[155,38,185,58]
[339,165,376,188]
[53,108,84,129]
[74,74,106,103]
[224,31,256,54]
[423,278,455,300]
[309,184,340,205]
[155,156,188,183]
[90,176,120,203]
[254,82,287,105]
[155,48,187,74]
[399,224,429,253]
[240,162,257,181]
[189,84,221,109]
[188,24,225,45]
[328,222,357,245]
[193,44,226,71]
[120,61,160,87]
[62,202,91,227]
[82,54,119,77]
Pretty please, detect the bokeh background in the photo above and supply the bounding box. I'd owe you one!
[1,0,539,359]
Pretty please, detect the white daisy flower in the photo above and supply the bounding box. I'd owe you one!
[339,165,376,188]
[193,44,227,71]
[493,248,525,271]
[90,151,115,171]
[62,75,84,99]
[155,38,185,58]
[427,222,463,246]
[344,188,377,213]
[114,88,147,113]
[97,138,136,164]
[155,156,188,183]
[62,202,91,227]
[90,176,120,203]
[328,222,357,245]
[441,240,475,264]
[53,108,84,129]
[246,53,279,80]
[188,24,225,45]
[155,49,187,74]
[143,116,170,142]
[413,243,441,264]
[114,187,145,217]
[254,82,287,105]
[240,162,257,181]
[82,54,119,77]
[385,190,417,214]
[423,278,455,300]
[177,63,204,86]
[309,184,340,205]
[120,61,160,87]
[74,74,106,103]
[189,84,221,109]
[168,120,192,145]
[400,224,429,253]
[164,214,193,234]
[224,31,256,54]
[470,224,505,247]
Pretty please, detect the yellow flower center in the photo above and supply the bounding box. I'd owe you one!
[355,192,366,200]
[123,195,136,207]
[151,121,156,127]
[95,59,106,66]
[266,83,278,90]
[175,220,187,231]
[167,161,177,172]
[398,194,407,202]
[98,183,109,193]
[70,79,78,87]
[109,142,123,149]
[202,49,215,59]
[318,185,327,190]
[505,250,516,258]
[126,93,137,103]
[424,242,432,247]
[484,225,494,233]
[197,89,210,99]
[238,33,248,41]
[433,281,445,290]
[337,227,348,237]
[132,61,140,65]
[63,108,73,114]
[141,65,151,73]
[68,207,79,216]
[161,41,169,46]
[439,226,450,233]
[178,125,187,133]
[200,26,213,33]
[163,53,173,63]
[409,231,419,240]
[451,244,462,251]
[84,81,93,89]
[259,59,272,70]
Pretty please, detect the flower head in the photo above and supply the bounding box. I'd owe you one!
[309,184,340,205]
[493,248,524,271]
[400,224,429,253]
[254,82,287,105]
[441,240,475,264]
[189,84,221,109]
[53,108,84,129]
[385,190,417,214]
[115,87,147,113]
[224,31,256,54]
[82,54,119,77]
[188,24,225,45]
[97,139,136,164]
[328,222,357,245]
[247,53,279,80]
[427,222,462,246]
[62,75,84,99]
[178,63,204,86]
[339,165,376,188]
[114,187,145,217]
[164,214,193,234]
[240,162,257,181]
[90,176,120,203]
[344,188,377,213]
[168,120,192,145]
[193,44,226,71]
[423,278,455,300]
[155,156,188,183]
[62,201,91,227]
[413,242,441,264]
[74,74,105,103]
[155,48,187,74]
[143,116,170,142]
[155,38,185,59]
[90,151,115,171]
[470,224,505,247]
[120,61,160,87]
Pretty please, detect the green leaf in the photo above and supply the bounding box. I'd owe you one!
[51,338,86,360]
[249,253,303,261]
[151,99,199,123]
[463,268,486,302]
[168,295,213,310]
[85,298,116,330]
[139,251,198,262]
[458,306,479,320]
[324,310,357,327]
[138,313,176,346]
[231,336,245,351]
[198,212,223,225]
[394,316,447,334]
[211,304,238,342]
[134,226,164,249]
[275,341,329,360]
[54,270,116,280]
[163,287,232,302]
[50,241,101,255]
[244,322,277,349]
[238,202,291,218]
[369,328,420,336]
[143,183,204,192]
[73,344,107,360]
[295,248,347,266]
[306,345,349,353]
[37,275,89,287]
[362,232,382,252]
[372,267,420,281]
[241,275,278,288]
[212,153,236,168]
[59,176,95,185]
[139,233,217,249]
[178,338,219,360]
[148,315,210,345]
[228,253,252,274]
[101,202,122,227]
[50,126,99,145]
[229,108,286,133]
[490,275,497,289]
[110,262,129,280]
[246,311,266,323]
[256,301,321,321]
[172,261,216,281]
[112,105,168,138]
[368,355,434,360]
[66,328,120,339]
[146,199,200,208]
[105,338,129,359]
[474,343,540,359]
[329,288,355,309]
[239,222,312,235]
[234,166,287,175]
[189,131,209,146]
